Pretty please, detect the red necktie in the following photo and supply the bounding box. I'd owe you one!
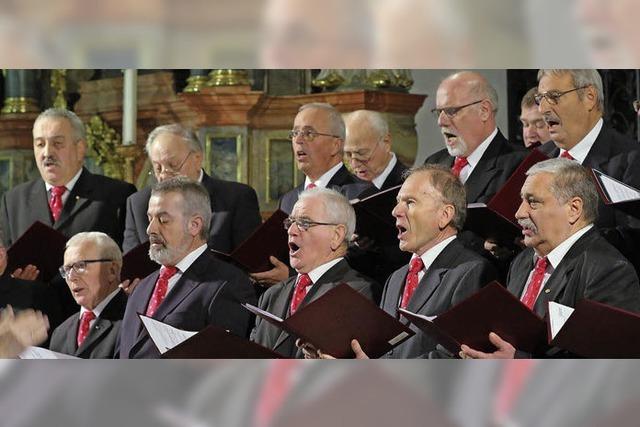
[451,157,469,178]
[290,273,312,315]
[400,257,424,309]
[49,185,66,222]
[493,360,537,424]
[520,257,548,310]
[560,150,575,160]
[254,360,299,427]
[305,182,317,190]
[77,310,96,348]
[146,266,178,316]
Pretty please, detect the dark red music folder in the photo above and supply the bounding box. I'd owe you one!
[7,221,67,282]
[121,241,159,281]
[465,149,549,243]
[244,283,414,359]
[548,299,640,358]
[589,169,640,219]
[162,324,282,359]
[350,184,401,245]
[399,282,547,356]
[211,209,289,273]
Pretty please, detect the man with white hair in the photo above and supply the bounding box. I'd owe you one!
[461,159,640,359]
[251,187,376,358]
[50,232,127,358]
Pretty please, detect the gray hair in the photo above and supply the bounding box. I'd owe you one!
[66,232,123,272]
[151,177,212,240]
[403,164,467,231]
[145,124,203,154]
[344,110,389,143]
[537,69,604,112]
[298,102,346,141]
[34,108,86,141]
[296,187,356,245]
[526,158,599,223]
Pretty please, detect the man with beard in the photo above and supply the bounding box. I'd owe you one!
[460,159,640,359]
[520,87,551,149]
[118,178,256,359]
[536,69,640,274]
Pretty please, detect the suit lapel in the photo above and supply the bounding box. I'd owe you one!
[63,317,80,356]
[272,279,297,351]
[465,134,503,202]
[132,271,160,344]
[582,126,609,170]
[55,168,92,230]
[508,251,535,302]
[383,266,409,317]
[30,181,55,226]
[76,317,113,356]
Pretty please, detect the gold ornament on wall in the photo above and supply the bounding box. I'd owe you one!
[85,115,127,181]
[51,69,68,109]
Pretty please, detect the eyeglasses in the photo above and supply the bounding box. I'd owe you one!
[344,141,380,163]
[633,100,640,113]
[149,151,193,177]
[59,259,113,279]
[288,129,341,142]
[534,86,589,106]
[431,99,484,119]
[283,217,340,231]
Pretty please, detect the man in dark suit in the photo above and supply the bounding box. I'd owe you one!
[342,109,410,289]
[0,108,137,249]
[254,102,371,286]
[50,232,127,358]
[251,187,376,358]
[119,177,256,359]
[123,124,261,254]
[424,71,528,276]
[536,68,640,273]
[519,87,551,149]
[460,159,640,359]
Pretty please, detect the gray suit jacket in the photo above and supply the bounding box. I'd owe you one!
[250,259,376,358]
[381,238,497,358]
[118,250,257,359]
[49,290,127,359]
[123,172,261,253]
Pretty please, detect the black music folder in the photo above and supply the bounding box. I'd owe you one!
[7,221,67,282]
[350,185,401,245]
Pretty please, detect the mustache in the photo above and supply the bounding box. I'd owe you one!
[42,157,59,167]
[148,234,166,246]
[518,219,538,233]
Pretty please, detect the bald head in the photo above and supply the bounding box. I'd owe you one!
[343,110,393,182]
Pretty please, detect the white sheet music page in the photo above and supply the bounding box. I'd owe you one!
[19,346,79,359]
[599,173,640,203]
[139,315,197,354]
[548,301,575,339]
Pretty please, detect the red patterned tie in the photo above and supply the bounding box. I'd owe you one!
[493,360,537,424]
[400,257,425,309]
[520,257,548,310]
[451,156,469,178]
[290,273,312,315]
[560,150,575,161]
[49,185,66,222]
[305,182,317,190]
[146,266,178,316]
[254,360,299,427]
[77,310,96,348]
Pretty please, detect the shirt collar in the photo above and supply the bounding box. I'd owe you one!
[80,287,121,319]
[415,235,457,272]
[197,169,204,183]
[465,128,497,168]
[539,224,594,269]
[174,243,208,273]
[45,167,83,193]
[562,118,603,164]
[301,257,344,285]
[304,162,343,189]
[372,153,397,189]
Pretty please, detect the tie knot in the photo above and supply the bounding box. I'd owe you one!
[51,186,66,197]
[454,156,468,168]
[82,311,96,322]
[560,151,575,161]
[297,273,312,288]
[409,257,424,274]
[305,183,317,190]
[160,266,178,281]
[534,256,548,271]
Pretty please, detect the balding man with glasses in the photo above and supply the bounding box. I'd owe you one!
[123,124,261,254]
[251,187,376,358]
[536,69,640,274]
[49,232,127,358]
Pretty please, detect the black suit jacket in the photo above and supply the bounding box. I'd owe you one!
[539,125,640,273]
[0,274,63,330]
[506,227,640,357]
[380,158,408,190]
[49,289,127,359]
[278,164,372,214]
[123,172,261,253]
[0,167,136,247]
[424,130,528,204]
[380,238,497,358]
[118,250,257,359]
[250,259,376,358]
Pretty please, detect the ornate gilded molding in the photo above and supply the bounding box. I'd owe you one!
[1,97,39,114]
[85,115,127,181]
[207,69,250,87]
[183,75,209,93]
[51,69,68,109]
